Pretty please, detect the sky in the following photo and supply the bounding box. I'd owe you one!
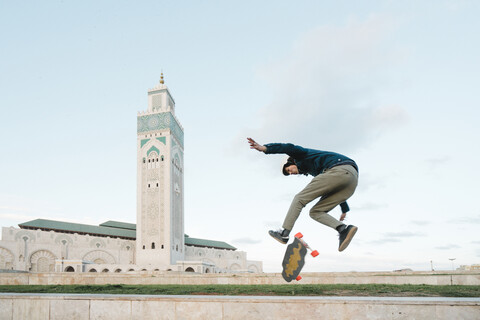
[1,0,479,273]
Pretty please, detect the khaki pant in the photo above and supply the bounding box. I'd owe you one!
[282,165,358,231]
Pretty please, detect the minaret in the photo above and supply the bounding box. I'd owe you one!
[136,74,185,268]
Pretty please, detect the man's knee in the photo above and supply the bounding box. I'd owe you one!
[309,210,325,220]
[292,194,309,208]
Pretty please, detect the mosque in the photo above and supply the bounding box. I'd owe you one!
[0,76,262,274]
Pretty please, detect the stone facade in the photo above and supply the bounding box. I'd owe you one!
[0,225,262,273]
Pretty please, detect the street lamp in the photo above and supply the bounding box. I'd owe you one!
[449,258,456,271]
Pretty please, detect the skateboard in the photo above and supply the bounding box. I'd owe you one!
[281,232,319,282]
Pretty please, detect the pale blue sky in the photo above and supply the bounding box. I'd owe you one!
[1,0,479,272]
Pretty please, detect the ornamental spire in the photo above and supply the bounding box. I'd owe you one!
[160,72,165,84]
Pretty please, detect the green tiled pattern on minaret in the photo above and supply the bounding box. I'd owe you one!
[137,112,184,148]
[140,139,150,148]
[147,145,160,156]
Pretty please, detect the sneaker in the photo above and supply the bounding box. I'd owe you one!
[268,229,289,244]
[338,225,358,252]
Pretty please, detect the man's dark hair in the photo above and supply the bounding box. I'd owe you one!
[282,157,296,176]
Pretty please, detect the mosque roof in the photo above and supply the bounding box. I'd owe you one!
[19,219,136,240]
[184,235,237,251]
[99,220,136,230]
[18,219,236,251]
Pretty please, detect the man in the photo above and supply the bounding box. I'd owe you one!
[247,137,359,252]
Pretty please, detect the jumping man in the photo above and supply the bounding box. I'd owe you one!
[247,138,359,252]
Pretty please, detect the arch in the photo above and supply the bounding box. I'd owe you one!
[89,269,97,272]
[102,268,109,273]
[114,269,122,273]
[54,234,73,245]
[196,249,206,257]
[128,268,135,272]
[14,230,36,242]
[89,238,106,249]
[65,266,75,272]
[82,250,116,264]
[172,151,183,168]
[185,267,195,272]
[248,264,260,274]
[120,241,135,251]
[147,146,160,157]
[229,263,242,272]
[0,247,14,269]
[30,250,56,272]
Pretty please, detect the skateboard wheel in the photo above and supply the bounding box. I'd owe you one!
[296,275,302,281]
[294,232,303,239]
[311,250,319,257]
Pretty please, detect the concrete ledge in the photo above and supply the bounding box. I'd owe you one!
[0,293,479,320]
[1,270,479,286]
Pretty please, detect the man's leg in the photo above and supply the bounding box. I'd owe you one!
[308,166,359,251]
[281,168,347,231]
[269,175,331,244]
[308,165,358,228]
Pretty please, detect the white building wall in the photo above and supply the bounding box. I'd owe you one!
[0,227,262,273]
[0,227,135,273]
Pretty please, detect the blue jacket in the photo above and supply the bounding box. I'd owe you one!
[264,143,357,213]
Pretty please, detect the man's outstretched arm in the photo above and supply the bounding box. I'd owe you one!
[247,137,267,152]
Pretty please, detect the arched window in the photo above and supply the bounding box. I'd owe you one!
[151,242,155,249]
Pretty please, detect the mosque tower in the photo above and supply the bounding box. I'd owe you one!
[136,74,185,268]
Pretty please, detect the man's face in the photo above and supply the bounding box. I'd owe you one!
[285,164,299,175]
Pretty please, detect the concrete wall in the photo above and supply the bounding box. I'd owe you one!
[0,293,479,320]
[1,270,479,286]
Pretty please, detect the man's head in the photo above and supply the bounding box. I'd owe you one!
[282,157,299,176]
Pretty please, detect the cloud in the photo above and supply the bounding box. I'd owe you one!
[409,220,432,226]
[231,237,262,245]
[388,232,421,238]
[248,14,409,152]
[447,215,480,225]
[435,244,461,250]
[426,156,450,166]
[368,238,401,245]
[368,231,425,245]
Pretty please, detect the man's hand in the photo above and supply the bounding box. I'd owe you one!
[247,138,267,152]
[340,213,347,221]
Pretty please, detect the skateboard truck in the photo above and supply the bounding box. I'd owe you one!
[293,232,319,281]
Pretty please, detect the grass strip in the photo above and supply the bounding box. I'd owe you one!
[0,284,479,297]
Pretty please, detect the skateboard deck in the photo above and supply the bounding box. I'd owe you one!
[281,233,318,282]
